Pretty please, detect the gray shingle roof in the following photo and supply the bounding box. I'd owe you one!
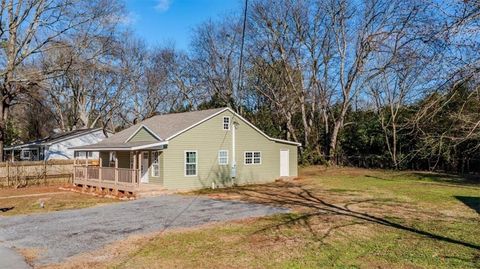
[5,128,104,150]
[88,107,227,147]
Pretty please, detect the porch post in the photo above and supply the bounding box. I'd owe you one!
[132,151,137,184]
[98,151,102,182]
[137,151,140,185]
[114,151,118,185]
[84,151,89,181]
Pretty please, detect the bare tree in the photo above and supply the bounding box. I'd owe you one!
[114,36,204,128]
[190,17,242,107]
[0,0,123,159]
[246,0,323,154]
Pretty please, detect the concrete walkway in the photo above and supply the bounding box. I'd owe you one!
[0,194,287,267]
[0,246,31,269]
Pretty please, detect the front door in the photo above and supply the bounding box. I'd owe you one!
[280,149,289,177]
[140,152,149,183]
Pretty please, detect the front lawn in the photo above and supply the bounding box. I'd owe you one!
[0,185,118,216]
[61,167,480,269]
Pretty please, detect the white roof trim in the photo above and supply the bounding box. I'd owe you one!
[125,125,162,143]
[44,128,106,146]
[270,137,302,146]
[4,128,106,150]
[228,108,302,146]
[73,148,133,151]
[4,143,40,150]
[166,107,301,146]
[131,141,168,150]
[72,141,168,151]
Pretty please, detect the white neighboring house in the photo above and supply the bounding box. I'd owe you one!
[4,128,109,161]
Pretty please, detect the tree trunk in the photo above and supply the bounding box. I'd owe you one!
[0,94,4,162]
[391,122,398,169]
[300,98,309,148]
[0,90,10,162]
[328,120,342,165]
[285,112,299,146]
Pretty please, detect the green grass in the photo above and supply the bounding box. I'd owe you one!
[107,167,480,269]
[311,169,480,206]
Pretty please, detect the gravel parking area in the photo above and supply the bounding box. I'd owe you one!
[0,194,287,266]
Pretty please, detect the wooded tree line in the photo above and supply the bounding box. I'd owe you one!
[1,0,479,173]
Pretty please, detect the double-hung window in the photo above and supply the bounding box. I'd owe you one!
[21,150,31,160]
[185,151,197,176]
[218,150,228,165]
[245,151,261,165]
[223,116,230,130]
[74,151,93,159]
[151,151,160,177]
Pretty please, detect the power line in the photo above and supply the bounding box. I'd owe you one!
[235,0,248,112]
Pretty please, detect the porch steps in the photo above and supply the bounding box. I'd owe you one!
[135,184,171,198]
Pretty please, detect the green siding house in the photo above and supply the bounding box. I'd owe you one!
[72,107,299,192]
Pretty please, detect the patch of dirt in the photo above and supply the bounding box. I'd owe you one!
[41,232,155,269]
[17,247,43,267]
[0,185,69,197]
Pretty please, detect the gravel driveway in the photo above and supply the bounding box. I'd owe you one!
[0,194,287,266]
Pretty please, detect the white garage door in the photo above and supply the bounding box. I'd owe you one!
[280,149,289,177]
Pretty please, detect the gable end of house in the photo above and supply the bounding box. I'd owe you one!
[126,125,161,143]
[166,107,301,147]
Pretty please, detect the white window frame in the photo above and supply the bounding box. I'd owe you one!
[184,150,198,176]
[74,151,93,159]
[253,151,261,164]
[244,151,262,165]
[218,150,228,165]
[21,149,31,160]
[244,151,253,165]
[223,116,230,130]
[151,151,160,177]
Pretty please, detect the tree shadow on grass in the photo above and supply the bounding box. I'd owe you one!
[365,172,479,188]
[217,182,480,251]
[409,172,480,185]
[455,196,480,214]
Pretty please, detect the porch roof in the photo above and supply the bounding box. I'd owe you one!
[71,141,168,151]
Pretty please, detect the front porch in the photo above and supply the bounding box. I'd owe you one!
[73,147,165,195]
[73,166,139,193]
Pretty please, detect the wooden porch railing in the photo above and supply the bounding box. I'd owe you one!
[73,166,139,187]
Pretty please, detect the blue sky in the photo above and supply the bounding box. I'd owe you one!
[124,0,241,50]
